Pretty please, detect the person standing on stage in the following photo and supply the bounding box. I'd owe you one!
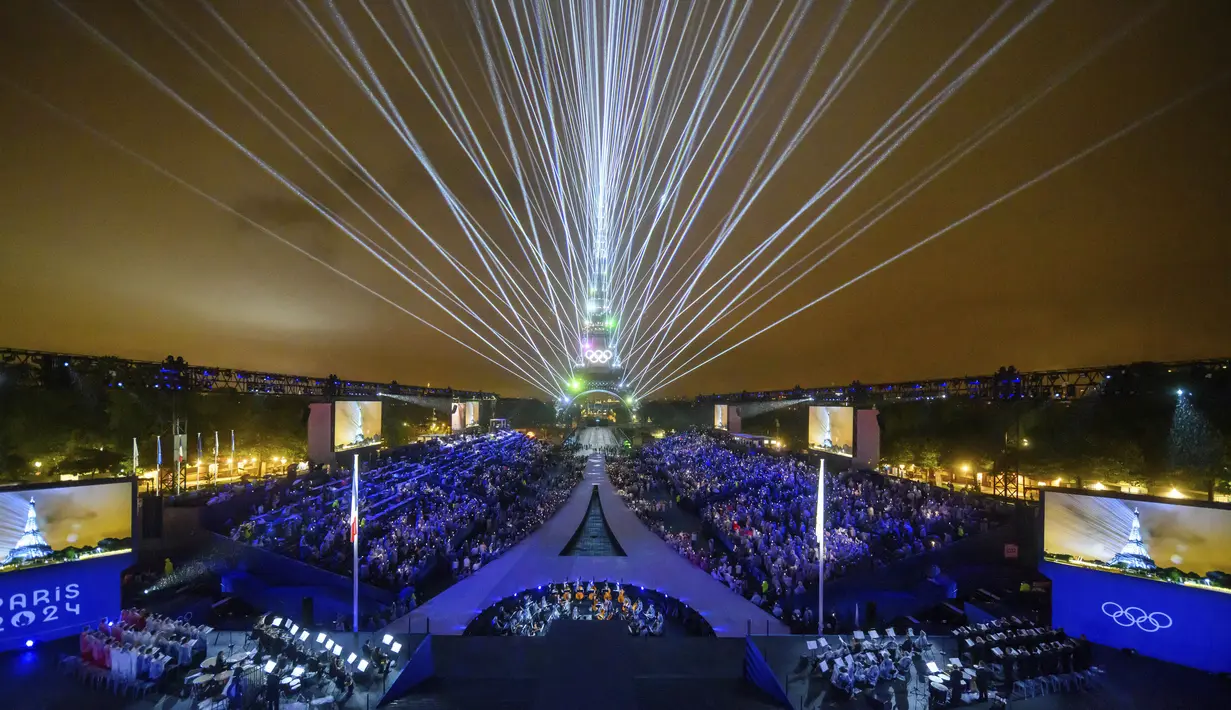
[264,669,281,710]
[975,662,992,701]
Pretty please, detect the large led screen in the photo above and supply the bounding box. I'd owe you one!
[1044,491,1231,594]
[714,404,728,430]
[465,401,481,429]
[808,406,854,457]
[0,481,133,576]
[334,400,383,452]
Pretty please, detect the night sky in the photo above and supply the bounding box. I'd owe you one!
[1,1,1229,398]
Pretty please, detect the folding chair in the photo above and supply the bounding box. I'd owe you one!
[1012,679,1033,699]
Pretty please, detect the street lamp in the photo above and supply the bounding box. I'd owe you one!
[34,461,42,474]
[960,463,971,473]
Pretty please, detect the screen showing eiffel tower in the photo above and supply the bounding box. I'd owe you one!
[0,481,133,575]
[1044,491,1231,594]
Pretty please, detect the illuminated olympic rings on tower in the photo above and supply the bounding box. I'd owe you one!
[584,349,613,364]
[1101,602,1172,632]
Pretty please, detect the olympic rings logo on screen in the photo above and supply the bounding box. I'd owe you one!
[584,349,613,364]
[1101,602,1172,632]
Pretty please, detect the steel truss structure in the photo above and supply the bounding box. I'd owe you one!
[0,347,497,401]
[692,359,1231,405]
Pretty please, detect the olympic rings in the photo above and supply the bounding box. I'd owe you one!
[584,349,613,364]
[1101,602,1172,632]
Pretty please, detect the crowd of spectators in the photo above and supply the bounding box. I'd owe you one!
[226,433,580,600]
[611,432,1011,631]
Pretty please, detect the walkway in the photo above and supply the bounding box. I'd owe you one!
[576,425,620,454]
[385,442,788,637]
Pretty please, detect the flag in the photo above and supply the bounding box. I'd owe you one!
[132,437,139,472]
[157,436,162,466]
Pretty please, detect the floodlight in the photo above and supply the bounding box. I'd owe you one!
[299,631,309,642]
[390,641,402,653]
[272,617,283,627]
[357,659,369,672]
[346,653,358,665]
[382,634,393,645]
[316,632,327,643]
[290,625,299,635]
[332,645,342,657]
[263,660,277,673]
[325,640,334,651]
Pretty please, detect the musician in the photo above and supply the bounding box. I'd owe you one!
[338,672,355,704]
[946,665,963,701]
[1001,656,1017,694]
[878,654,895,680]
[852,662,867,686]
[975,662,992,701]
[865,660,880,686]
[1059,640,1075,674]
[263,667,281,710]
[832,664,855,699]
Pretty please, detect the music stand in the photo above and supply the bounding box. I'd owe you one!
[907,657,931,709]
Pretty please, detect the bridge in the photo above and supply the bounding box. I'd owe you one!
[691,358,1230,405]
[0,347,498,401]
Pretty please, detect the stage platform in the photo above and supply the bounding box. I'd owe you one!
[384,623,780,710]
[385,450,789,637]
[2,629,419,710]
[752,633,1230,710]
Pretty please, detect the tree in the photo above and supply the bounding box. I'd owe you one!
[881,437,914,469]
[918,438,941,479]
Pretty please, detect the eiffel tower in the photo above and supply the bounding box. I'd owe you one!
[3,497,55,565]
[1108,507,1157,570]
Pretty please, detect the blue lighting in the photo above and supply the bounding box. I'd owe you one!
[24,639,33,648]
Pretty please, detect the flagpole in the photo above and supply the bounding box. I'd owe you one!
[817,459,825,634]
[352,453,360,644]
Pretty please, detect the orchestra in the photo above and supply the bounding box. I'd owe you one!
[488,580,667,637]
